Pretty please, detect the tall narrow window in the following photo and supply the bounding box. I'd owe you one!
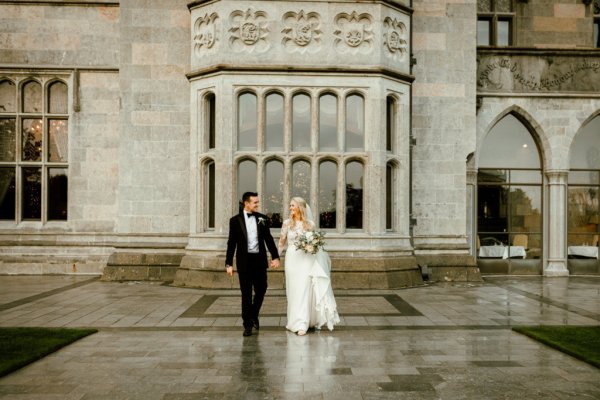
[238,92,257,150]
[22,167,41,220]
[345,161,363,229]
[386,163,394,230]
[594,1,600,48]
[345,94,364,151]
[478,114,542,261]
[207,161,215,228]
[0,168,15,220]
[319,94,337,151]
[0,77,69,222]
[265,93,284,151]
[319,161,337,229]
[48,81,67,114]
[47,168,67,220]
[265,160,284,228]
[386,96,395,152]
[206,93,216,149]
[292,160,311,202]
[22,81,42,113]
[237,159,257,201]
[292,93,311,151]
[568,115,600,251]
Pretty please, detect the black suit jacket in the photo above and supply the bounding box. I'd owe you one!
[225,212,279,273]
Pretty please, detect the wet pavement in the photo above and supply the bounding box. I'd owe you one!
[0,275,599,399]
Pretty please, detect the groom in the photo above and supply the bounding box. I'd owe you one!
[226,192,280,336]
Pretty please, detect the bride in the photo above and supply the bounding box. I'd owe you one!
[278,197,340,335]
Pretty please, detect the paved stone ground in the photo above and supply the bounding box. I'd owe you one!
[0,275,599,399]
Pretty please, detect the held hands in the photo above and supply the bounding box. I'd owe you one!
[270,259,280,269]
[226,266,234,277]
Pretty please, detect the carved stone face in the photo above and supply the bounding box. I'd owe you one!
[387,31,400,52]
[294,22,312,46]
[241,22,259,44]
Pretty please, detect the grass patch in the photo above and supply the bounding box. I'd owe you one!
[513,326,600,369]
[0,327,97,377]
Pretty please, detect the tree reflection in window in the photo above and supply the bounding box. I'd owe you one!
[319,161,337,228]
[346,161,363,229]
[264,159,284,228]
[292,160,311,203]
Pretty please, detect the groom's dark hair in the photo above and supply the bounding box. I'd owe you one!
[242,191,258,204]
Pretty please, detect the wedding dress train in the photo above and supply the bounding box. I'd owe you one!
[280,219,340,333]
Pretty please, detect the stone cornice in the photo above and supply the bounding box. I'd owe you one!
[186,64,415,83]
[187,0,413,15]
[478,47,600,57]
[0,65,118,72]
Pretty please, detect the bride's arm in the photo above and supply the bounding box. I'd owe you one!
[278,220,289,255]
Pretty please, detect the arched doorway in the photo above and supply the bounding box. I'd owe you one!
[568,115,600,274]
[477,114,543,274]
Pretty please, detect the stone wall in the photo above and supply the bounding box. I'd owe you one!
[411,0,477,261]
[515,1,592,48]
[116,0,191,235]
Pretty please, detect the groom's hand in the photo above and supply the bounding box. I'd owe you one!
[270,259,280,269]
[226,266,233,276]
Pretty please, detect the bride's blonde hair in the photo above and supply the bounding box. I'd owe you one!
[291,197,311,230]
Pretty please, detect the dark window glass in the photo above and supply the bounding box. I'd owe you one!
[345,162,363,229]
[207,94,216,149]
[386,97,395,152]
[477,19,491,46]
[48,167,67,220]
[22,81,42,113]
[319,161,337,228]
[208,162,215,228]
[0,118,16,162]
[48,81,68,114]
[386,163,393,230]
[22,167,41,220]
[0,167,15,220]
[22,118,43,162]
[570,115,600,169]
[595,21,600,48]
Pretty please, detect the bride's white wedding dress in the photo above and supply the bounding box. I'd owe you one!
[279,219,340,333]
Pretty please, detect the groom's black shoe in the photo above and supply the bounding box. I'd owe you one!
[252,318,260,330]
[243,327,252,337]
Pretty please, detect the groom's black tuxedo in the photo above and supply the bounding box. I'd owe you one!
[226,211,279,330]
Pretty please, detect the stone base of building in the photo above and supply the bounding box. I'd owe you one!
[173,253,424,289]
[101,251,184,282]
[0,246,111,275]
[417,254,482,282]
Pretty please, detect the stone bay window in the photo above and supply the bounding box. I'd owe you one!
[175,0,421,288]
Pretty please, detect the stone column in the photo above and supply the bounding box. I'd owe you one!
[545,170,569,276]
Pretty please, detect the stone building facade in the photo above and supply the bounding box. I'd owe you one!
[0,0,598,287]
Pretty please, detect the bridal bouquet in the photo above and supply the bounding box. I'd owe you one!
[294,230,326,255]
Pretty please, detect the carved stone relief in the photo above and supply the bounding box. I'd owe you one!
[334,12,373,53]
[383,17,408,61]
[282,10,322,53]
[229,8,270,53]
[194,13,219,57]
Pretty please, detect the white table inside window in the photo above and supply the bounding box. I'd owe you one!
[567,246,599,259]
[479,245,526,259]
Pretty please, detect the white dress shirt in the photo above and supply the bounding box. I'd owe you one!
[244,211,259,254]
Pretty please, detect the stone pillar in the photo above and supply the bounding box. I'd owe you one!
[545,170,569,276]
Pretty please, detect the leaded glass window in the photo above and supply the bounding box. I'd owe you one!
[477,0,514,46]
